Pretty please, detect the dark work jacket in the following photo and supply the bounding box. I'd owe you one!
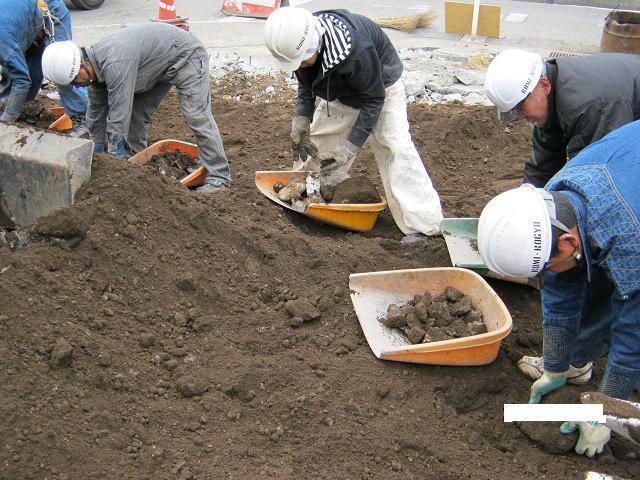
[295,9,403,148]
[524,53,640,187]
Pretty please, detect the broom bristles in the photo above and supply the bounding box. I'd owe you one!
[375,12,437,33]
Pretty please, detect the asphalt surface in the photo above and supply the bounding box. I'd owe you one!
[68,0,618,59]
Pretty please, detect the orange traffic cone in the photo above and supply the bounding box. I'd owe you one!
[151,0,189,31]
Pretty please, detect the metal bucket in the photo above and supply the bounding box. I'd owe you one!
[601,11,640,54]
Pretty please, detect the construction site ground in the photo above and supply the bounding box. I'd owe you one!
[1,73,638,480]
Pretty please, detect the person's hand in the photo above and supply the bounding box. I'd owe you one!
[318,141,359,172]
[560,421,611,457]
[529,370,567,403]
[290,116,317,164]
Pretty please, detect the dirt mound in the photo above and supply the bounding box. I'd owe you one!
[0,74,637,479]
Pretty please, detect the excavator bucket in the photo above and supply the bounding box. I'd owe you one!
[0,124,93,228]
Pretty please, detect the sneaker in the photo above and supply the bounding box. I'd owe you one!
[517,355,593,384]
[401,233,428,244]
[195,182,230,193]
[69,114,90,138]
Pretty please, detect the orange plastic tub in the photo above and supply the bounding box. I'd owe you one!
[129,139,208,188]
[349,267,512,366]
[47,106,72,132]
[255,170,387,232]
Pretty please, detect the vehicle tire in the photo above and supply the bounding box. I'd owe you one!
[68,0,106,10]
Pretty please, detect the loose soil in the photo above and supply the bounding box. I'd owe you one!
[1,72,638,480]
[149,151,200,182]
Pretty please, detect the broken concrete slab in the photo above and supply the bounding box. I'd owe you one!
[0,124,93,228]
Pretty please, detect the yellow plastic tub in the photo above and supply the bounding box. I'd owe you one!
[349,267,512,366]
[129,139,208,188]
[255,170,387,232]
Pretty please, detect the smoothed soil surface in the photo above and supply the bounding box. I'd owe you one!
[1,73,638,479]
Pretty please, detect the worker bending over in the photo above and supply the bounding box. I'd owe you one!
[41,23,230,193]
[484,49,640,187]
[478,120,640,457]
[0,0,87,133]
[264,7,443,237]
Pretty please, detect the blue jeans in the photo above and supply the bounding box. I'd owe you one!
[542,266,640,399]
[23,9,88,116]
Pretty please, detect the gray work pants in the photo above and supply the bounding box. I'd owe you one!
[128,52,230,186]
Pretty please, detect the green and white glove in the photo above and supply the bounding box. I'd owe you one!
[560,421,611,457]
[290,116,318,164]
[529,370,567,404]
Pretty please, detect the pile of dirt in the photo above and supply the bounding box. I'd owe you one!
[0,73,638,480]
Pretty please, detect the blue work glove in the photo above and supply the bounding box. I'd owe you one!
[560,421,611,457]
[318,141,359,172]
[94,143,106,154]
[529,370,567,403]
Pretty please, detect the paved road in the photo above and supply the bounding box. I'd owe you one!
[69,0,615,56]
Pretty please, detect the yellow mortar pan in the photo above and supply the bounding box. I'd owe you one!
[255,170,387,232]
[129,139,208,188]
[349,267,512,366]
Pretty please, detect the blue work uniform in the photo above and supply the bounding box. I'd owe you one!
[0,0,87,121]
[542,119,640,399]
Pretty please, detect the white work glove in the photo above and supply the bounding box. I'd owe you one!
[290,116,318,164]
[560,421,611,457]
[529,370,567,404]
[318,141,359,172]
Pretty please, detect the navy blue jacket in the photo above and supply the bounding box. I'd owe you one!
[295,10,403,148]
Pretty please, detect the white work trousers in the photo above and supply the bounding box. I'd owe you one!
[298,81,443,235]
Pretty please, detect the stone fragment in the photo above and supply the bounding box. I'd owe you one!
[381,304,407,328]
[445,287,464,302]
[423,327,450,343]
[176,376,207,397]
[284,299,321,322]
[405,312,422,330]
[464,309,483,323]
[467,321,487,336]
[277,178,306,202]
[49,338,73,368]
[428,301,451,326]
[450,296,472,316]
[406,326,426,344]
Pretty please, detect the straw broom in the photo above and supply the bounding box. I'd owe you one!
[374,12,437,33]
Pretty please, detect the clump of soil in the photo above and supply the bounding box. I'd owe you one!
[16,99,59,129]
[148,151,200,181]
[275,174,381,212]
[331,177,381,204]
[380,286,487,344]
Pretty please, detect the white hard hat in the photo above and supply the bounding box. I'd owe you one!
[42,41,82,86]
[484,49,543,122]
[264,7,320,72]
[478,184,558,278]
